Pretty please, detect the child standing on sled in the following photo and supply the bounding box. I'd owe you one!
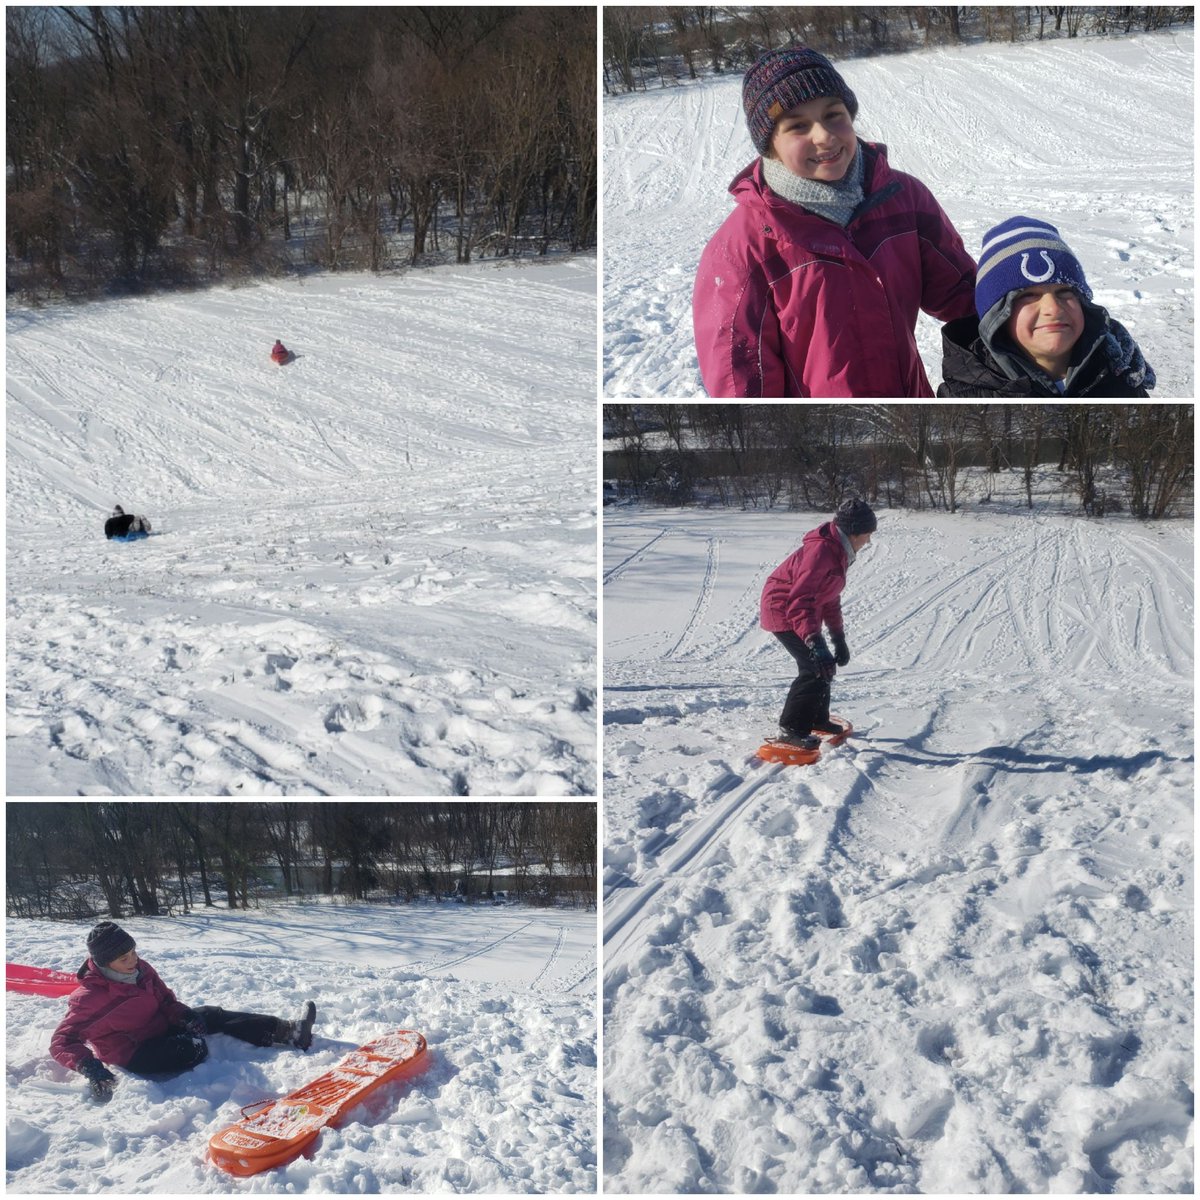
[760,498,876,749]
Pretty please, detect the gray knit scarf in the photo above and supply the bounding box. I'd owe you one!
[99,962,141,986]
[761,144,865,227]
[836,525,857,567]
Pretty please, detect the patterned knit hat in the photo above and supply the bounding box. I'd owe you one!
[834,498,876,536]
[87,921,135,966]
[743,46,859,155]
[975,216,1092,319]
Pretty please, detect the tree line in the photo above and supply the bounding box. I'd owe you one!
[7,6,596,299]
[604,404,1194,518]
[604,5,1193,92]
[6,801,597,918]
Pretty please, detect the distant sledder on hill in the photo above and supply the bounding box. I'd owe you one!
[757,498,875,764]
[50,922,317,1104]
[270,339,292,365]
[104,505,151,541]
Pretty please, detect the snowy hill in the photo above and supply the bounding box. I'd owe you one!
[603,30,1194,396]
[5,899,596,1193]
[602,497,1193,1192]
[6,258,597,795]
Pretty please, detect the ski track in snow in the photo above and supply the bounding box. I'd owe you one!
[603,30,1194,397]
[5,902,598,1193]
[6,259,598,796]
[602,502,1193,1194]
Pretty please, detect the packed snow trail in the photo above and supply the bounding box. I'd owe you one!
[6,259,597,795]
[603,499,1193,1193]
[603,30,1193,396]
[6,900,597,1193]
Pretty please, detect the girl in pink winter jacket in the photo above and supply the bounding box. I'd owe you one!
[51,921,316,1102]
[760,499,876,748]
[693,46,976,398]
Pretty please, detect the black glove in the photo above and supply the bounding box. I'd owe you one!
[805,634,837,681]
[80,1058,116,1103]
[831,630,850,668]
[180,1009,207,1036]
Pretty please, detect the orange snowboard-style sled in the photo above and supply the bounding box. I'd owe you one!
[209,1029,427,1176]
[757,717,853,766]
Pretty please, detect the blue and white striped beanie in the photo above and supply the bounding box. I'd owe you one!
[975,216,1092,319]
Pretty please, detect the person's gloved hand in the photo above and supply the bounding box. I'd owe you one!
[805,633,837,681]
[180,1009,207,1036]
[831,630,850,667]
[80,1058,116,1103]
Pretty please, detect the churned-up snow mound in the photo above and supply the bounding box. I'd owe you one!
[6,258,597,795]
[602,494,1193,1192]
[603,30,1194,396]
[5,899,597,1193]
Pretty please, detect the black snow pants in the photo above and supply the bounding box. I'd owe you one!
[774,630,832,734]
[124,1005,280,1077]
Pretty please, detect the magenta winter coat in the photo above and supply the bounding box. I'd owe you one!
[760,522,849,640]
[693,144,976,397]
[50,959,190,1070]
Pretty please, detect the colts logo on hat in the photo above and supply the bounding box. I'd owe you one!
[1020,251,1055,283]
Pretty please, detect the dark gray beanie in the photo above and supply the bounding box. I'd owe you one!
[87,921,135,966]
[835,498,877,535]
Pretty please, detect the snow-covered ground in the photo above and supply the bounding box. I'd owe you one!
[6,898,597,1193]
[602,491,1193,1192]
[603,30,1194,396]
[7,258,598,796]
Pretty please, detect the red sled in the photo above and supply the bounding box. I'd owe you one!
[756,717,853,766]
[6,963,79,997]
[270,341,291,365]
[209,1029,428,1177]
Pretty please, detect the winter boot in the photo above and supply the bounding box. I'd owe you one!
[811,719,845,736]
[776,727,820,751]
[274,1001,317,1051]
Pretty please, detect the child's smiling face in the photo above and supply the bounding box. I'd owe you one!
[1004,284,1086,376]
[768,95,857,180]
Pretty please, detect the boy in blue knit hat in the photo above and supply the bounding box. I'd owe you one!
[938,216,1154,396]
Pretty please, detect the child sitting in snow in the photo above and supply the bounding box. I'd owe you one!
[104,505,152,539]
[937,216,1155,396]
[51,922,317,1102]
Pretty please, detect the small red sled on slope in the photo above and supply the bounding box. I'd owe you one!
[7,963,79,997]
[270,339,291,365]
[757,716,853,766]
[208,1029,428,1176]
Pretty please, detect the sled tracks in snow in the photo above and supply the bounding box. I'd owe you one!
[603,759,787,971]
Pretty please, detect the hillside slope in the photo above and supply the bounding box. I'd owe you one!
[603,499,1193,1192]
[7,259,597,795]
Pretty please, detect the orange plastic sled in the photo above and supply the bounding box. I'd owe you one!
[757,717,853,766]
[209,1029,427,1176]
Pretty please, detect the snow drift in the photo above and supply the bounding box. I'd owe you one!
[6,258,597,795]
[602,490,1193,1192]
